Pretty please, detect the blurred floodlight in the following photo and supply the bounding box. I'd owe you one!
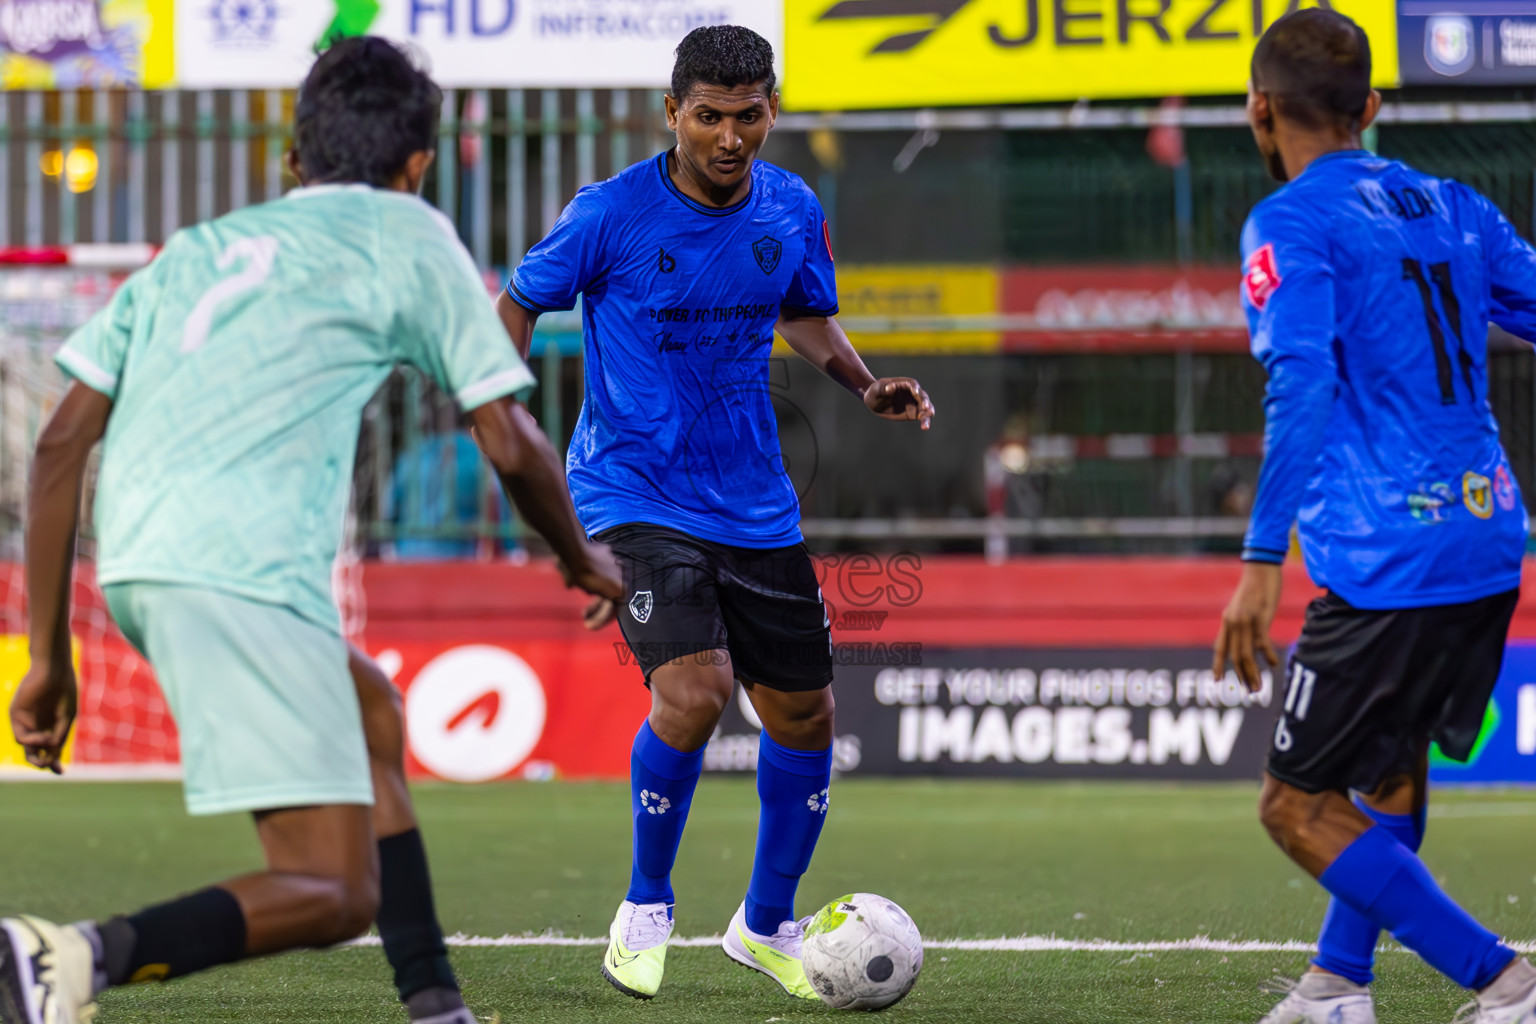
[1000,441,1030,475]
[65,148,99,194]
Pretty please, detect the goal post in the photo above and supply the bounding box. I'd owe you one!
[0,245,180,777]
[0,244,366,778]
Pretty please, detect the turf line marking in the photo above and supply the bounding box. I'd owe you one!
[342,935,1536,953]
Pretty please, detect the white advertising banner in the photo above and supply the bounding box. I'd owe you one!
[174,0,783,89]
[176,2,337,89]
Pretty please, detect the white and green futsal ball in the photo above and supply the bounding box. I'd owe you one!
[802,893,923,1010]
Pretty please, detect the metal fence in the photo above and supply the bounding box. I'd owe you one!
[4,91,1535,555]
[7,91,1536,262]
[0,89,680,266]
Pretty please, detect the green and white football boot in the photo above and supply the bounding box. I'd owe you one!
[600,901,672,1000]
[721,902,819,1000]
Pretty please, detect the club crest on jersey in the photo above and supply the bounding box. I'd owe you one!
[1464,471,1494,520]
[1409,482,1454,524]
[1243,243,1281,310]
[752,235,782,275]
[629,590,654,624]
[1496,466,1518,512]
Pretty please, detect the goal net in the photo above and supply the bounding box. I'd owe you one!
[0,246,366,777]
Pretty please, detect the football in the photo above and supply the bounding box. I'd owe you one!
[801,893,924,1010]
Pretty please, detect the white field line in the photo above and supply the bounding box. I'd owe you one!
[342,934,1536,954]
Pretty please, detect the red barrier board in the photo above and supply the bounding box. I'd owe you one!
[1000,265,1248,353]
[13,557,1536,780]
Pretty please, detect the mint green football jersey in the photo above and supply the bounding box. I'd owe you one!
[56,184,535,633]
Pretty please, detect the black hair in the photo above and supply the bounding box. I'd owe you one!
[293,36,441,187]
[671,25,776,102]
[1251,9,1372,132]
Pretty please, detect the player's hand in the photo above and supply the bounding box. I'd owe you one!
[561,541,624,630]
[582,596,617,631]
[864,378,935,430]
[9,659,77,775]
[1213,561,1284,693]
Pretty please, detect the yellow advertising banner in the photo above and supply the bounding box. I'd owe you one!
[796,264,1000,353]
[0,635,76,771]
[783,0,1399,110]
[0,0,173,89]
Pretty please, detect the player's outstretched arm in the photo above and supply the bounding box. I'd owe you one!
[469,396,623,626]
[13,382,112,773]
[775,314,936,429]
[494,290,539,361]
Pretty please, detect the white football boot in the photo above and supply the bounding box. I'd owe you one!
[1258,972,1376,1024]
[0,917,97,1024]
[600,900,673,999]
[1452,958,1536,1024]
[721,902,818,1000]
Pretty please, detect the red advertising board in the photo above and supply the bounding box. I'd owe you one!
[14,558,1536,782]
[1001,265,1248,353]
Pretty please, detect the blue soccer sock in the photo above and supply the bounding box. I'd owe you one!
[1318,826,1515,990]
[1312,802,1427,984]
[626,720,705,908]
[745,734,833,936]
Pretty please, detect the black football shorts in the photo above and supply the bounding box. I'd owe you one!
[594,523,834,692]
[1266,587,1519,794]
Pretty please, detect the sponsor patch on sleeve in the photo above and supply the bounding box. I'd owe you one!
[1243,242,1282,310]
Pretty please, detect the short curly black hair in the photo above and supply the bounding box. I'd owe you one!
[671,25,776,102]
[294,36,441,187]
[1252,9,1371,131]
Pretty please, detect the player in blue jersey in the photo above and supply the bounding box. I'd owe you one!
[1212,11,1536,1024]
[494,25,934,1002]
[0,39,621,1024]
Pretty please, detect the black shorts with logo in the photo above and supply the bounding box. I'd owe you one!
[595,523,834,692]
[1267,588,1519,794]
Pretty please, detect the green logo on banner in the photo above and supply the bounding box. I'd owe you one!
[1429,700,1500,769]
[318,0,382,51]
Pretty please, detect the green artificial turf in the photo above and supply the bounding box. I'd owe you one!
[2,779,1533,1023]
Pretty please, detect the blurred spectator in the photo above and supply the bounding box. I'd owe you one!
[388,428,510,560]
[1200,462,1255,554]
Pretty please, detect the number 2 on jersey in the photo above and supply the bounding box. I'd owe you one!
[1402,258,1472,405]
[181,236,280,353]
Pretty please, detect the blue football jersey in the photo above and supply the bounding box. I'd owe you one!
[1241,150,1536,609]
[509,153,837,547]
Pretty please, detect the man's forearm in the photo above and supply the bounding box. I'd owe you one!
[495,290,538,361]
[497,442,591,569]
[26,446,88,667]
[471,399,591,569]
[778,315,874,398]
[26,385,109,667]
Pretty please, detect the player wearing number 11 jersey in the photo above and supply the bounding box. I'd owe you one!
[1213,11,1536,1024]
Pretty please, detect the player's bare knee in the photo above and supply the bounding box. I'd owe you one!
[339,877,382,941]
[757,686,835,748]
[1257,777,1315,845]
[656,667,731,721]
[649,681,728,750]
[789,697,836,746]
[674,685,730,725]
[317,874,381,945]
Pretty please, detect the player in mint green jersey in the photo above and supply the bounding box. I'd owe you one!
[0,37,621,1024]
